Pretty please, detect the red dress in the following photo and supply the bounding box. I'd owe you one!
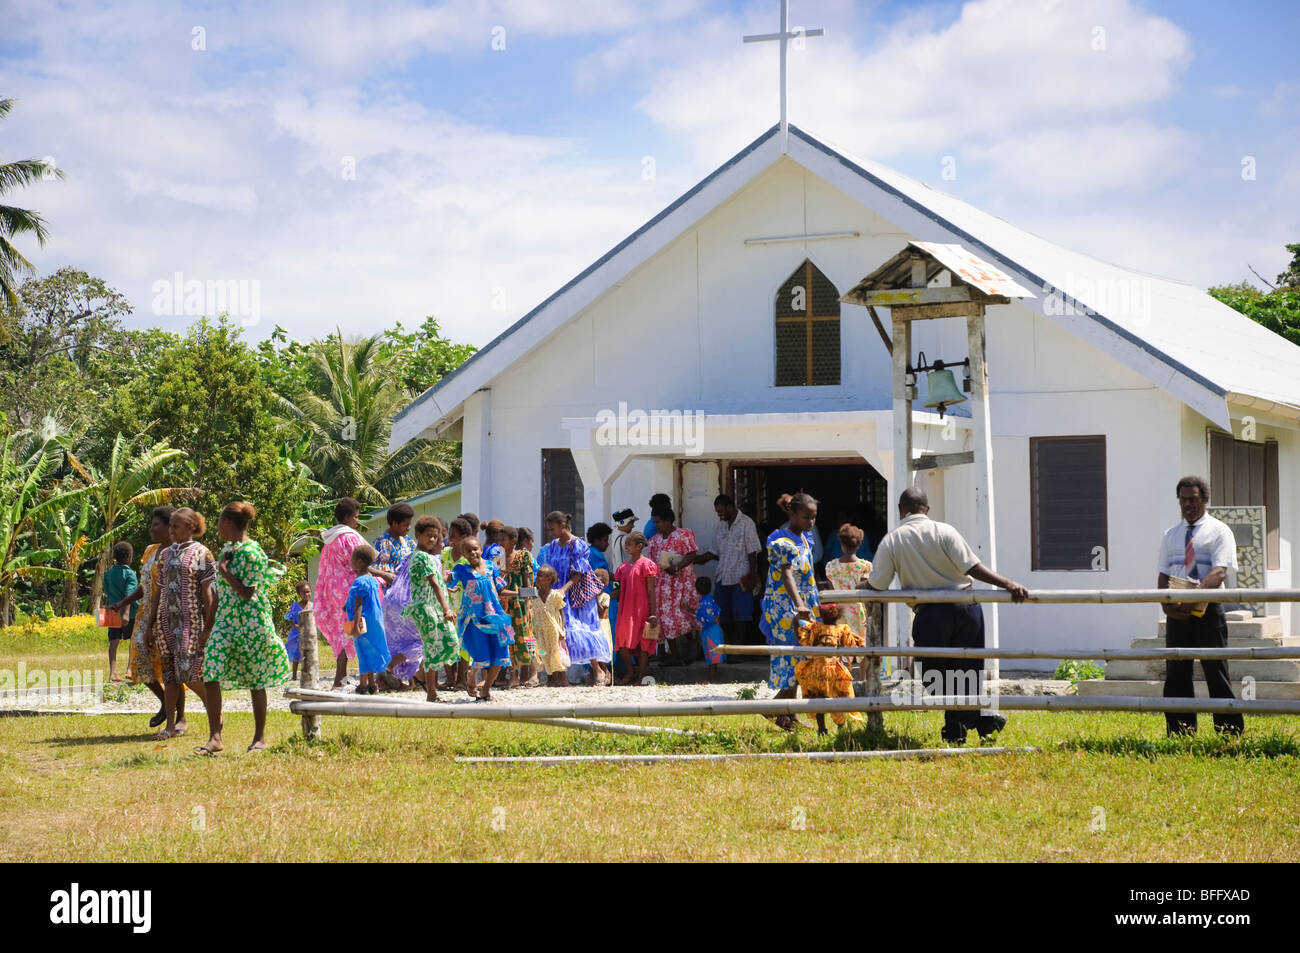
[647,527,697,639]
[613,556,659,651]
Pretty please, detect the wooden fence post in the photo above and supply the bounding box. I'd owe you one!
[865,602,884,734]
[299,606,321,740]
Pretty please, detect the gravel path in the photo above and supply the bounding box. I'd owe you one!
[1,657,1074,716]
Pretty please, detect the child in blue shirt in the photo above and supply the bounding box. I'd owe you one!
[693,576,725,681]
[102,541,139,683]
[346,544,391,695]
[284,580,311,681]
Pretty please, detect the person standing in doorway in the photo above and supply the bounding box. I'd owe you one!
[1157,476,1244,737]
[697,494,761,648]
[864,488,1028,745]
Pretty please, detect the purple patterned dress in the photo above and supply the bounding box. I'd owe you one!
[380,552,425,680]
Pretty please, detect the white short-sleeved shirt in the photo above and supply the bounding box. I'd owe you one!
[712,512,761,585]
[1158,513,1237,582]
[866,514,981,591]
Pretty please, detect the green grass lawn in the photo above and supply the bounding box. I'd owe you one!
[3,623,1299,862]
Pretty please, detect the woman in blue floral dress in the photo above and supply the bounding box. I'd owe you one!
[759,492,820,730]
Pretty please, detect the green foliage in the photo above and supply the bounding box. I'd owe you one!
[1209,243,1300,347]
[0,98,66,306]
[1053,659,1105,683]
[380,315,478,396]
[1209,283,1300,347]
[99,317,305,557]
[273,332,456,505]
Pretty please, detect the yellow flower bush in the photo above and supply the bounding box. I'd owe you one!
[0,615,98,641]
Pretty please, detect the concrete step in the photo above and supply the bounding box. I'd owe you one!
[1105,659,1300,681]
[1076,679,1300,701]
[1158,616,1282,639]
[1132,635,1299,649]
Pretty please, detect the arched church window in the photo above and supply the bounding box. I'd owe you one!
[775,259,841,386]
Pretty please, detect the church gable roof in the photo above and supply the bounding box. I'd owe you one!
[392,124,1300,448]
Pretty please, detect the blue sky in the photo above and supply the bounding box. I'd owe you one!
[2,0,1297,347]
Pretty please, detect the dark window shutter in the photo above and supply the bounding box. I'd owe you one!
[1031,436,1108,570]
[540,450,585,537]
[1208,430,1282,570]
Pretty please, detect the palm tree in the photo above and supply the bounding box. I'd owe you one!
[0,98,65,307]
[0,432,87,625]
[274,333,455,506]
[67,433,194,610]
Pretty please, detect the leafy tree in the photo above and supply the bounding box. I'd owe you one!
[0,99,65,307]
[274,332,456,505]
[380,315,477,395]
[37,483,94,616]
[0,268,134,432]
[1209,280,1300,347]
[101,318,306,557]
[1275,243,1300,290]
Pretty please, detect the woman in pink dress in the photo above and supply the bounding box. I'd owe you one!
[646,506,699,665]
[317,497,367,689]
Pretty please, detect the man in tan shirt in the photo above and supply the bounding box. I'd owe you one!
[866,488,1028,743]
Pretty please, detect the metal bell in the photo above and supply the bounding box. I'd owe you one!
[923,367,968,415]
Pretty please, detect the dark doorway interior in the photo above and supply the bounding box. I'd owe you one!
[727,460,889,571]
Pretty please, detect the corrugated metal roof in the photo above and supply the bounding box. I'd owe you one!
[909,242,1035,298]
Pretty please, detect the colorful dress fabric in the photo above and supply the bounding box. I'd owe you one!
[129,543,164,684]
[530,590,570,675]
[403,550,460,668]
[504,549,538,667]
[317,524,364,660]
[825,557,873,641]
[537,537,608,664]
[613,556,658,652]
[346,573,391,674]
[373,532,415,575]
[204,540,292,690]
[285,601,303,663]
[441,548,463,615]
[696,593,725,664]
[795,622,862,726]
[379,551,425,680]
[760,531,820,690]
[597,592,614,658]
[452,561,514,668]
[646,527,698,639]
[155,539,216,686]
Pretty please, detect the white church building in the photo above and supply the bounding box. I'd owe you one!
[391,123,1300,665]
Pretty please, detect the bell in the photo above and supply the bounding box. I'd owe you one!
[923,367,967,415]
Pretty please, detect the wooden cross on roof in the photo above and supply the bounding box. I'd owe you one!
[743,0,825,153]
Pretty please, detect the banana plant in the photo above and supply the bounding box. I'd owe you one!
[66,433,195,611]
[37,483,94,616]
[0,432,88,626]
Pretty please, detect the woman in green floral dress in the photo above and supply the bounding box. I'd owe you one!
[403,516,460,702]
[196,501,291,755]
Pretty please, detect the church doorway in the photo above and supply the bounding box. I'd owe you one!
[725,459,890,569]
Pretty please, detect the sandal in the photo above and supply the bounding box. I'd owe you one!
[148,710,167,729]
[194,743,221,757]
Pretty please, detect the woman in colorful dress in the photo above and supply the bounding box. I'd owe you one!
[196,501,292,755]
[403,516,459,702]
[154,507,214,740]
[499,525,539,687]
[109,505,175,730]
[317,497,367,690]
[537,511,611,686]
[452,536,516,701]
[760,492,820,731]
[646,506,700,666]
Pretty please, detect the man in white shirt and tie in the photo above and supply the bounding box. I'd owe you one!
[1157,476,1244,737]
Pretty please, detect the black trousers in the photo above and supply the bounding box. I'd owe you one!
[912,603,999,738]
[1164,604,1244,735]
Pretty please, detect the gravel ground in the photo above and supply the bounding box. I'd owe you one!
[1,657,1074,716]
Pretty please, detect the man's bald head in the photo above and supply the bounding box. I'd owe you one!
[898,487,929,516]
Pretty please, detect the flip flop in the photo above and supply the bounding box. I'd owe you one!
[194,744,220,757]
[148,710,167,728]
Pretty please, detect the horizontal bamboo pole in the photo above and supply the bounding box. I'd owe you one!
[456,746,1042,766]
[283,687,691,737]
[289,693,1300,720]
[716,644,1300,661]
[819,587,1300,605]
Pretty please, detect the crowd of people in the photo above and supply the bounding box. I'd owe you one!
[98,473,1242,748]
